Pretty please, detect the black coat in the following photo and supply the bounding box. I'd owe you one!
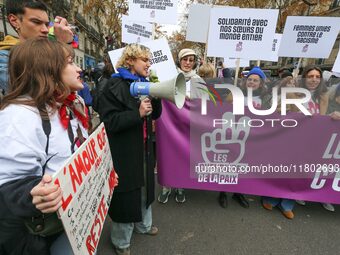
[97,77,161,223]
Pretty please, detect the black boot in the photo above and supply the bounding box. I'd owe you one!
[232,193,249,208]
[218,192,228,208]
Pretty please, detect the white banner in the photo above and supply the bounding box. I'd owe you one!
[278,16,340,58]
[332,43,340,74]
[128,0,178,24]
[186,4,211,43]
[108,38,178,82]
[122,15,153,44]
[53,123,117,255]
[207,7,278,60]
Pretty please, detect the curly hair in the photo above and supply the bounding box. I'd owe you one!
[116,43,151,69]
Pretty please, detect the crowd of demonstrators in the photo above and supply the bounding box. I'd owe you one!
[95,44,161,255]
[0,38,88,255]
[0,5,339,255]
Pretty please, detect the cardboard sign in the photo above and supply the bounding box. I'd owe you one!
[122,15,153,44]
[186,4,211,43]
[108,38,178,82]
[332,43,340,74]
[128,0,178,24]
[53,123,117,255]
[278,16,340,58]
[207,7,278,60]
[261,33,282,62]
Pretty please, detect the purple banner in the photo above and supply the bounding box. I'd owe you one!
[156,100,340,204]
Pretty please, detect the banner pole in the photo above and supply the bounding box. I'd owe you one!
[293,57,302,78]
[152,23,156,40]
[234,58,240,86]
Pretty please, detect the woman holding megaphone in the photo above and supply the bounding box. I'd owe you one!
[96,43,161,255]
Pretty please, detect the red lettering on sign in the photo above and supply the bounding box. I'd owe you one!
[55,178,73,211]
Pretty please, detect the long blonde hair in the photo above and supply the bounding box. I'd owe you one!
[1,39,73,116]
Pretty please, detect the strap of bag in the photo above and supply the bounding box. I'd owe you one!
[66,111,86,154]
[38,109,53,175]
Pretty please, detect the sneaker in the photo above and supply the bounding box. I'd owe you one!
[321,203,335,212]
[175,189,186,203]
[158,188,171,203]
[113,246,130,255]
[296,200,306,206]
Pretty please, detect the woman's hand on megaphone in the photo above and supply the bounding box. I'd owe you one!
[139,97,153,117]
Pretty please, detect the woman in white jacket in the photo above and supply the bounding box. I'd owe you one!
[0,39,88,255]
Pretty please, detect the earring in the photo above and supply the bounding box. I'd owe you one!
[15,27,20,32]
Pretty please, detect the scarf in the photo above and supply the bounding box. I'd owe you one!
[112,67,148,82]
[112,68,149,142]
[177,67,199,81]
[59,92,89,130]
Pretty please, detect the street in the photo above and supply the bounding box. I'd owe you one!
[97,183,340,255]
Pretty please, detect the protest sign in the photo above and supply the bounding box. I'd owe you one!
[332,43,340,74]
[261,33,282,62]
[128,0,178,24]
[122,15,153,44]
[278,16,340,58]
[53,123,117,255]
[156,100,340,204]
[223,58,249,68]
[186,4,211,43]
[207,7,278,60]
[108,38,178,82]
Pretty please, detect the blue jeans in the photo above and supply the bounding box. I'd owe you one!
[110,187,152,249]
[50,232,73,255]
[263,197,295,211]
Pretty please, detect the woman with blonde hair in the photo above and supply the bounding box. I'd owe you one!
[96,43,161,255]
[0,38,87,255]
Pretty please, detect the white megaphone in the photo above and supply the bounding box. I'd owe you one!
[130,73,186,109]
